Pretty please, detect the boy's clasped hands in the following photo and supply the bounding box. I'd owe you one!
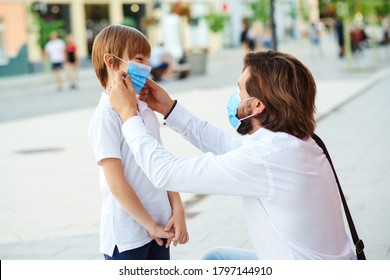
[150,211,189,248]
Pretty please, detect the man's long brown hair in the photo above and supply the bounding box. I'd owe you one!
[243,51,316,139]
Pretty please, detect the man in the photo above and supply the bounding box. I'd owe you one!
[108,51,354,260]
[44,32,65,90]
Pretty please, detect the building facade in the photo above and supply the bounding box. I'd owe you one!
[1,0,155,75]
[0,1,29,75]
[0,0,319,77]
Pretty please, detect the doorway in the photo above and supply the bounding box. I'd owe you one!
[85,4,109,58]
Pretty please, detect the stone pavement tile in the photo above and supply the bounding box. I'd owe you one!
[0,108,101,246]
[171,195,250,260]
[0,234,101,260]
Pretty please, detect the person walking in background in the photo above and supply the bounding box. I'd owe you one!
[261,27,272,50]
[240,19,250,50]
[88,25,188,260]
[246,24,256,52]
[240,19,255,53]
[309,22,323,58]
[149,43,175,81]
[44,31,66,91]
[65,34,79,89]
[335,18,345,58]
[350,24,368,54]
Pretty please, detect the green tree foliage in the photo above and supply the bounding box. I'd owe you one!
[204,12,229,33]
[248,0,270,26]
[320,0,390,19]
[299,0,311,23]
[288,2,298,20]
[374,1,390,16]
[29,6,65,51]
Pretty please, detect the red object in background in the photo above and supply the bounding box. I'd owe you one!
[222,2,229,12]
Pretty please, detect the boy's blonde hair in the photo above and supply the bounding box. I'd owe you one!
[92,25,151,89]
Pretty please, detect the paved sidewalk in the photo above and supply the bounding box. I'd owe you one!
[314,72,390,260]
[0,36,389,259]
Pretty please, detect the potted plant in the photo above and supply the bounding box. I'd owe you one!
[204,12,229,33]
[170,2,191,20]
[204,12,229,52]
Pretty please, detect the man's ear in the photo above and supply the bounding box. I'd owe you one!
[103,53,114,70]
[254,100,265,114]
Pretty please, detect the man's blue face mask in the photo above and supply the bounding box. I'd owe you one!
[227,88,256,130]
[111,54,151,94]
[227,88,242,130]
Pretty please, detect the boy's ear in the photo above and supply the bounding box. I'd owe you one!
[103,53,113,69]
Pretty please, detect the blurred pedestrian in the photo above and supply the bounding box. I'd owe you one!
[335,18,345,58]
[64,34,79,89]
[250,21,264,51]
[88,24,188,260]
[379,18,389,45]
[262,27,272,50]
[309,22,323,58]
[108,51,355,260]
[246,24,256,51]
[44,31,65,90]
[149,43,175,81]
[240,19,255,52]
[350,24,368,54]
[240,19,249,50]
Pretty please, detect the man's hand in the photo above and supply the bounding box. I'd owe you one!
[142,79,174,117]
[109,71,138,122]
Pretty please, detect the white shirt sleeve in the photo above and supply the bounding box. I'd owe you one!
[166,103,242,154]
[89,114,122,165]
[122,115,270,198]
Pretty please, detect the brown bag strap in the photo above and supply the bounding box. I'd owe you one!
[312,134,366,260]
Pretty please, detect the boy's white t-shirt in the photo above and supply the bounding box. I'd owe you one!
[88,92,172,257]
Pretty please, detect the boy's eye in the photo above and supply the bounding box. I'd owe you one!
[136,57,149,65]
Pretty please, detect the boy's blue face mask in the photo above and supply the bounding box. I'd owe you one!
[111,54,151,94]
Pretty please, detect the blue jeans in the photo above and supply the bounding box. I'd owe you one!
[104,239,170,260]
[202,247,358,260]
[202,247,258,260]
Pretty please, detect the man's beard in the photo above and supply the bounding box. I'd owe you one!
[236,117,253,135]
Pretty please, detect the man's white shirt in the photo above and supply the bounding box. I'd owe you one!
[122,102,353,260]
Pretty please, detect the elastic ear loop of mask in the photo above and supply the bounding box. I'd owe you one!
[111,53,127,64]
[108,54,128,92]
[238,97,257,121]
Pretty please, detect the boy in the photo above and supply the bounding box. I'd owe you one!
[88,25,188,260]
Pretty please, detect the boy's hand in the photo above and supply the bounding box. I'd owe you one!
[109,71,138,122]
[164,212,189,247]
[148,224,175,247]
